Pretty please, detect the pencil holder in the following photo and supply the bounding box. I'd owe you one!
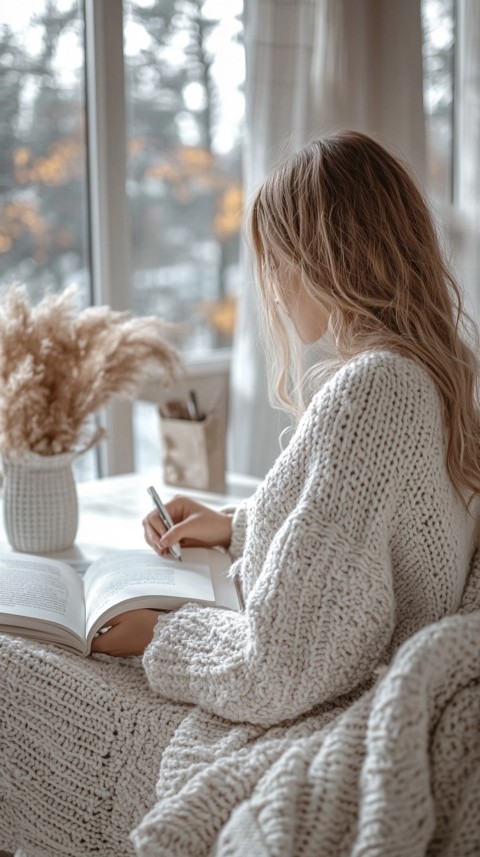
[159,413,226,493]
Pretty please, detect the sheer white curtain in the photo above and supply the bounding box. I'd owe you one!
[229,0,426,477]
[228,0,319,479]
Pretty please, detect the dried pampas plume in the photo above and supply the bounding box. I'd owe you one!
[0,285,182,457]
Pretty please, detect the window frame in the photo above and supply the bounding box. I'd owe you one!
[84,0,233,477]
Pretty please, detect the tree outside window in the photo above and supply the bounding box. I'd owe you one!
[124,0,245,352]
[0,0,89,305]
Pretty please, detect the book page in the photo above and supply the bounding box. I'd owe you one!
[197,547,242,610]
[83,549,215,635]
[0,553,85,640]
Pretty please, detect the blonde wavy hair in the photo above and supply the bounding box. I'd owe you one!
[248,130,480,509]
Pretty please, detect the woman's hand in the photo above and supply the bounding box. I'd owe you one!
[142,495,233,556]
[90,609,160,657]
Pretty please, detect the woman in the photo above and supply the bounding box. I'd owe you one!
[1,131,479,856]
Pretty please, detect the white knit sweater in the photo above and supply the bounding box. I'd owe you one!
[143,349,476,726]
[1,348,478,857]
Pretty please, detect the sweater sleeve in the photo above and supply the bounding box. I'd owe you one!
[143,355,422,727]
[220,501,250,561]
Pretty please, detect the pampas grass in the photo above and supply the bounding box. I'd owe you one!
[0,285,182,457]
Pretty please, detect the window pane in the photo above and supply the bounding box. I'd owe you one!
[124,0,245,353]
[0,0,95,480]
[422,0,455,203]
[0,0,90,303]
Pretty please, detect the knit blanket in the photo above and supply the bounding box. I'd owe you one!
[131,550,480,857]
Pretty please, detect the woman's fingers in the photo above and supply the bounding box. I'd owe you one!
[142,496,232,551]
[142,514,170,555]
[159,510,232,550]
[157,516,202,548]
[142,510,166,537]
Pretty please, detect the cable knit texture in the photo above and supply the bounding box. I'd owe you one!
[1,349,479,857]
[143,350,476,725]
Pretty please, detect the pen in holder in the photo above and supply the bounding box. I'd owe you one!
[159,392,226,492]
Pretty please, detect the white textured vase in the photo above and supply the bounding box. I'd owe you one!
[2,451,78,553]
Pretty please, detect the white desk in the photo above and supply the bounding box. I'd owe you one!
[0,469,259,568]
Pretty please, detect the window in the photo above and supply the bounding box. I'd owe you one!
[0,1,90,303]
[422,0,480,327]
[0,1,246,479]
[0,0,96,479]
[123,0,245,354]
[421,0,455,204]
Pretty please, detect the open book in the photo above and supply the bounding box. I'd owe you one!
[0,547,241,656]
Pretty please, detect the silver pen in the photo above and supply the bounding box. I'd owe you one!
[147,485,182,562]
